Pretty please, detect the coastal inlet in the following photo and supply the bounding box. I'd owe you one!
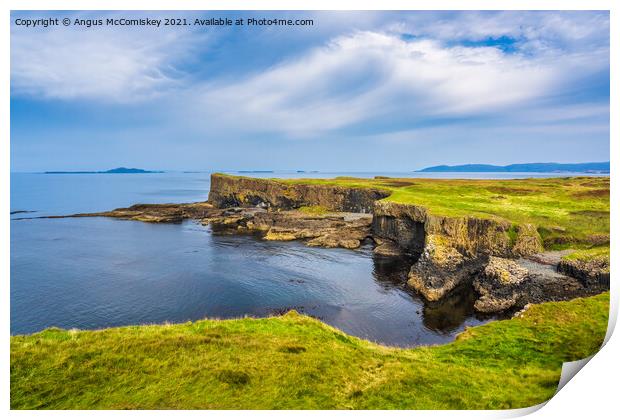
[10,172,609,347]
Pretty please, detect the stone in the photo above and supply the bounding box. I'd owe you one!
[406,235,479,301]
[483,256,529,286]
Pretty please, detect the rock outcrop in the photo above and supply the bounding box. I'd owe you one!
[558,258,610,288]
[473,257,530,312]
[208,173,390,213]
[473,257,606,313]
[56,202,217,224]
[372,201,543,301]
[407,235,483,301]
[204,207,372,249]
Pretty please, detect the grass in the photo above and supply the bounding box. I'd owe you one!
[272,175,610,251]
[11,292,609,409]
[563,245,610,261]
[298,205,330,216]
[563,245,610,270]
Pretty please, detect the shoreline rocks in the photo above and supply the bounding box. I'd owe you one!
[372,200,544,302]
[473,257,530,313]
[407,235,478,301]
[204,208,373,250]
[473,256,607,313]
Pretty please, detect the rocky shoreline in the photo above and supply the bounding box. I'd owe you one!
[54,173,609,315]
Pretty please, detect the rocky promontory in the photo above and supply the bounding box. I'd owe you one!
[52,173,609,315]
[208,173,389,213]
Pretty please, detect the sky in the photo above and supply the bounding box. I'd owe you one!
[10,10,610,172]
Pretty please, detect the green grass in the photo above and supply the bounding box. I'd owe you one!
[563,245,610,261]
[11,292,609,409]
[298,205,330,216]
[273,175,609,251]
[563,245,610,270]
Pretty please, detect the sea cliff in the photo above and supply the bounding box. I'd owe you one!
[208,173,389,213]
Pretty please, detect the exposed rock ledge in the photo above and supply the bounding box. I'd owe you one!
[208,173,390,213]
[203,207,372,249]
[62,204,373,250]
[371,200,544,301]
[51,173,608,314]
[472,256,606,313]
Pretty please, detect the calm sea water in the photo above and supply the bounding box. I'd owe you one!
[10,171,595,346]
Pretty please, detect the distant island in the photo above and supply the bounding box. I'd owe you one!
[417,162,610,173]
[45,167,163,174]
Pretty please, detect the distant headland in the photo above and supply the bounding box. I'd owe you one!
[44,167,163,174]
[417,162,610,173]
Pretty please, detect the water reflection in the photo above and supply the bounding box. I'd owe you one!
[371,254,492,335]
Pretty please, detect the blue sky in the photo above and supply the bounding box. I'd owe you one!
[10,11,610,172]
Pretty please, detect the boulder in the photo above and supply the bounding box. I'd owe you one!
[407,235,480,301]
[473,257,528,313]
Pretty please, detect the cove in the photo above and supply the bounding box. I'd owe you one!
[10,216,495,347]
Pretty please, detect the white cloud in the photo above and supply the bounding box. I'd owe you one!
[191,30,606,137]
[11,23,197,102]
[10,11,609,140]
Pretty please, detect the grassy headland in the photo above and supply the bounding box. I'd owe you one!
[11,292,609,409]
[276,176,609,253]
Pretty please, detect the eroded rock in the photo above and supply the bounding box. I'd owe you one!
[406,235,481,301]
[371,200,543,259]
[473,256,608,313]
[473,257,527,313]
[205,208,372,250]
[208,173,389,213]
[558,258,610,288]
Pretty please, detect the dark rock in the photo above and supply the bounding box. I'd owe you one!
[473,256,608,313]
[208,173,389,213]
[204,208,373,250]
[407,235,483,301]
[558,258,610,288]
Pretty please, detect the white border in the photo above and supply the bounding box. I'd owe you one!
[2,1,617,419]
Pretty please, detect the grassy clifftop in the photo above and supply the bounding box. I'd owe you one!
[214,174,608,251]
[278,176,609,248]
[11,292,609,409]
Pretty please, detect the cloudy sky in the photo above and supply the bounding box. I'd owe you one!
[11,11,610,172]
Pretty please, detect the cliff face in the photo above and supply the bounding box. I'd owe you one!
[371,201,543,259]
[208,174,390,213]
[371,201,544,301]
[558,258,610,288]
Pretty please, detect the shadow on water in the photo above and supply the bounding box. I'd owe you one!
[371,254,494,335]
[421,286,496,333]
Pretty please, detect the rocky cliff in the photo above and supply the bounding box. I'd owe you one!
[371,200,544,301]
[371,201,542,258]
[208,173,390,213]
